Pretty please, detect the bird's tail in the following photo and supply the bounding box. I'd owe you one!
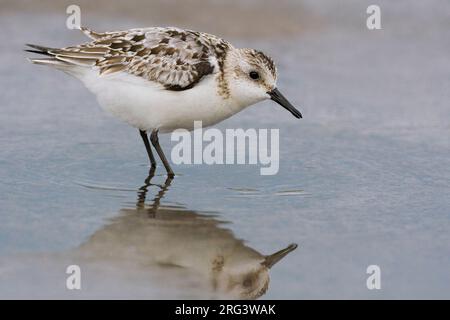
[25,44,69,67]
[25,43,56,56]
[26,26,111,68]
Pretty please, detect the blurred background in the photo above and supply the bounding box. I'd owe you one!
[0,0,449,299]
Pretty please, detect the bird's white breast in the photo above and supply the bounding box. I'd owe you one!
[78,69,243,133]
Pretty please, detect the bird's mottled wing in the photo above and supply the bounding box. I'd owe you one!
[49,27,230,90]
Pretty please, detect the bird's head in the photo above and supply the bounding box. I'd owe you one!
[224,48,302,119]
[212,243,298,299]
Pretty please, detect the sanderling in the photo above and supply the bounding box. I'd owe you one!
[26,27,302,177]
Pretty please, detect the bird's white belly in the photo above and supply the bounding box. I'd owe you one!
[80,72,242,133]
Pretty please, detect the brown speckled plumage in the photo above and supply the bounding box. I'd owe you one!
[245,49,277,79]
[26,27,284,103]
[32,27,232,92]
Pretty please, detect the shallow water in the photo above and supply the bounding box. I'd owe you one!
[1,1,450,299]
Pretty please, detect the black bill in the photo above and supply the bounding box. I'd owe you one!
[262,243,298,269]
[268,88,302,119]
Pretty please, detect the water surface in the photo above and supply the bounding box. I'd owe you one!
[0,0,449,299]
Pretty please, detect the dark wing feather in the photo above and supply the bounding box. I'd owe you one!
[32,27,231,91]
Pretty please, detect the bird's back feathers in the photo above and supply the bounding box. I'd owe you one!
[26,27,232,91]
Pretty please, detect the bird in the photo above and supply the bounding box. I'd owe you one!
[26,26,302,177]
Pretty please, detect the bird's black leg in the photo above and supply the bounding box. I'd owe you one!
[139,130,156,167]
[150,129,175,178]
[137,166,157,209]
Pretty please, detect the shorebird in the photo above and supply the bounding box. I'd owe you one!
[26,27,302,177]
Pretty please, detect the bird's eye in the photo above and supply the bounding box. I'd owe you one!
[249,71,260,80]
[243,278,253,287]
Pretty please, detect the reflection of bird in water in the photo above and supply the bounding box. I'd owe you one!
[75,169,297,299]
